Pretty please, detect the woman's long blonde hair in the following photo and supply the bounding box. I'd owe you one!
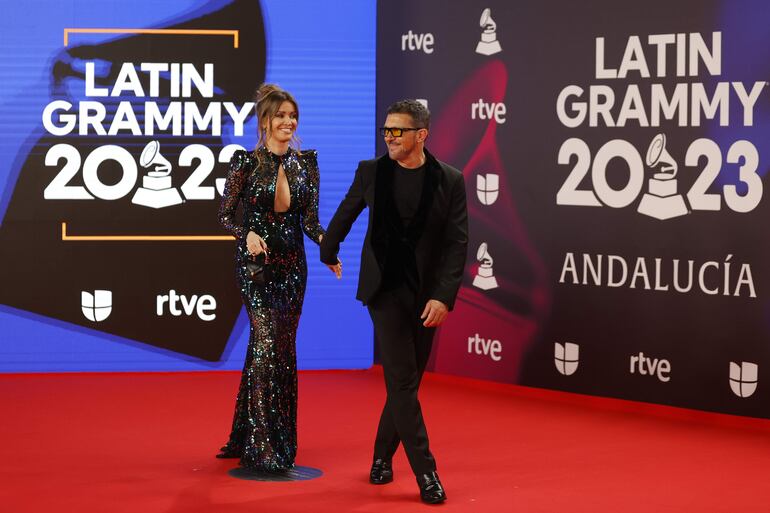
[254,83,301,153]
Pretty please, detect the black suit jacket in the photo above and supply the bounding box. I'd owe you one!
[320,148,468,309]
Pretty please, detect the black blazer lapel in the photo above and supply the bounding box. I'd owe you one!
[372,155,394,268]
[372,150,440,268]
[405,149,440,246]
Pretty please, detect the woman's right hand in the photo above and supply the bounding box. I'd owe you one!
[246,231,268,256]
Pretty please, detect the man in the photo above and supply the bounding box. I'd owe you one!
[320,99,468,504]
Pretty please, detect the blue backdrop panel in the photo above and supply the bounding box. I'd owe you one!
[0,0,374,372]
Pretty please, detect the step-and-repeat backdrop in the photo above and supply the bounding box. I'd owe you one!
[378,0,770,418]
[0,0,374,371]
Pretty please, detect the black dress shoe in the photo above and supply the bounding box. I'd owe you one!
[369,458,393,484]
[417,471,446,504]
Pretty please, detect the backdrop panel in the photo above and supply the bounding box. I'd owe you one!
[0,0,375,371]
[377,0,770,418]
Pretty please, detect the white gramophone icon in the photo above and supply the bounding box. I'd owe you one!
[475,8,502,56]
[473,242,499,290]
[131,140,184,209]
[636,133,688,220]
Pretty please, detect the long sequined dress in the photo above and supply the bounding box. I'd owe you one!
[217,147,324,471]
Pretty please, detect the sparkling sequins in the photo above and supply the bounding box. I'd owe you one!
[217,147,324,471]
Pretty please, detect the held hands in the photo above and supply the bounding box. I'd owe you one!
[421,299,448,327]
[320,232,343,279]
[246,231,268,256]
[326,259,342,279]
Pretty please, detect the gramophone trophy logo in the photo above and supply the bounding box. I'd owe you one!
[131,140,184,209]
[475,8,502,56]
[473,242,499,290]
[637,134,688,220]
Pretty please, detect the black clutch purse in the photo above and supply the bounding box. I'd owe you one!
[245,252,270,286]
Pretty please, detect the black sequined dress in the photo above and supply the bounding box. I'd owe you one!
[217,147,324,470]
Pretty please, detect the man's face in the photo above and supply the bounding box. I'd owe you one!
[383,113,424,162]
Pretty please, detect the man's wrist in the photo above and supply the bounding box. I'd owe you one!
[320,255,338,265]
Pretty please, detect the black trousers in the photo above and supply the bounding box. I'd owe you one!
[367,284,437,476]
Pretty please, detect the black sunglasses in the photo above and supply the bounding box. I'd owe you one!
[379,127,422,137]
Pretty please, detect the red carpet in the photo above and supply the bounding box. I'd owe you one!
[1,367,770,512]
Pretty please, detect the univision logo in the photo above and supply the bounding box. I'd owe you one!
[476,173,499,205]
[81,290,112,322]
[554,342,579,376]
[729,361,758,398]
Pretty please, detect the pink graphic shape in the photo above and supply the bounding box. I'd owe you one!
[426,60,551,384]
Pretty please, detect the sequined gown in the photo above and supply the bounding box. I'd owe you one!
[217,147,324,471]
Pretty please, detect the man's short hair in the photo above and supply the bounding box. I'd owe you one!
[386,99,430,129]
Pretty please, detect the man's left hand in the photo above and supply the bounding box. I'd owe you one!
[420,299,448,327]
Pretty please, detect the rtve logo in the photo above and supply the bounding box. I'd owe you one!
[156,289,216,321]
[401,30,434,54]
[630,351,671,382]
[729,361,758,398]
[471,99,506,124]
[81,290,112,322]
[554,342,579,376]
[467,333,502,361]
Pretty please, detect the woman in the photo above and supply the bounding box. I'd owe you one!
[216,83,339,471]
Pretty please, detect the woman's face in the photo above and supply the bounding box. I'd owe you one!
[264,100,298,144]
